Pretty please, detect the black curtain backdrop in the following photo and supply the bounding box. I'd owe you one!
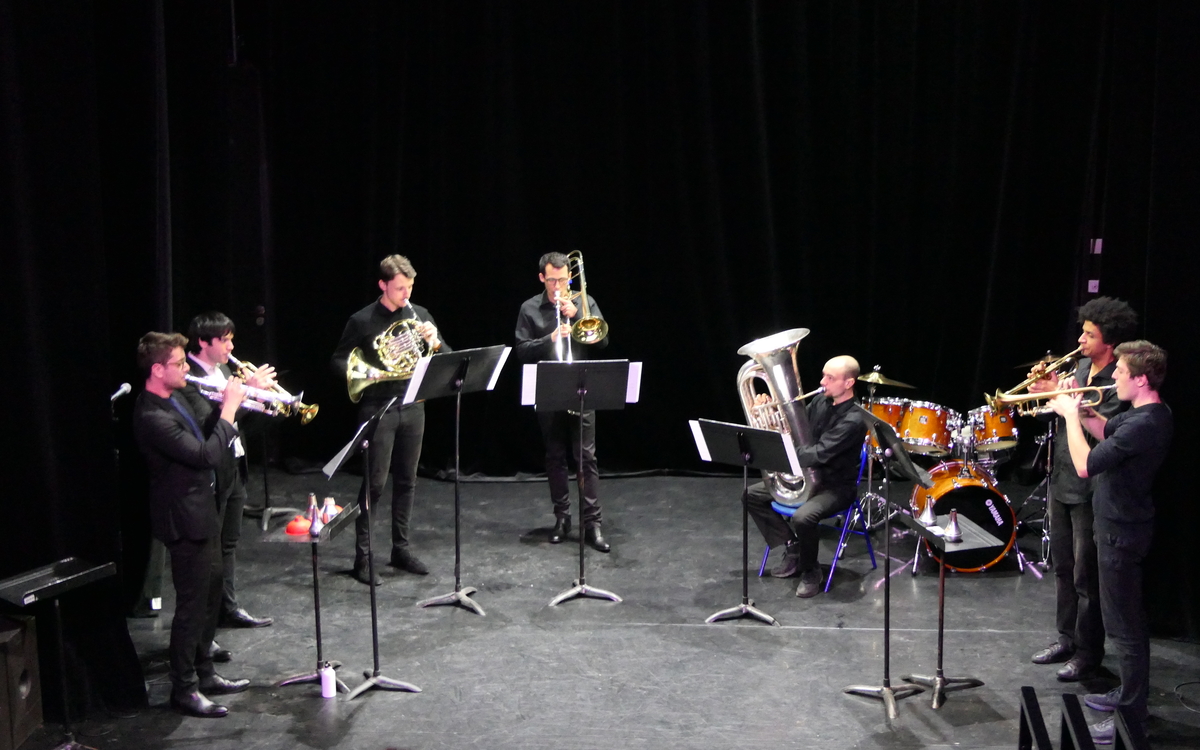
[4,0,1198,715]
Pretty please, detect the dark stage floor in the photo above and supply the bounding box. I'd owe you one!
[26,471,1200,749]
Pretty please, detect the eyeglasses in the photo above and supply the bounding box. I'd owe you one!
[545,278,571,286]
[165,359,187,370]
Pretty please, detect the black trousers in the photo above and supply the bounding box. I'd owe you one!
[1048,496,1104,664]
[743,481,856,573]
[538,409,601,527]
[165,535,222,696]
[355,400,425,562]
[218,460,249,616]
[1096,517,1154,723]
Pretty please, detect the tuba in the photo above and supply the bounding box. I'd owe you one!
[736,328,820,505]
[346,317,431,403]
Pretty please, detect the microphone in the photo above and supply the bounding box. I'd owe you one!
[110,383,132,402]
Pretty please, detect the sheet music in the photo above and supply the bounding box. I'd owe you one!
[521,364,538,406]
[689,420,712,462]
[487,347,511,391]
[626,362,643,403]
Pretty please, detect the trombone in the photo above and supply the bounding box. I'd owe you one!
[985,384,1114,417]
[562,251,608,345]
[229,355,319,424]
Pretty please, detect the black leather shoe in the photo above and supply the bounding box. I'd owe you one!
[1031,642,1073,664]
[1056,656,1096,682]
[389,549,429,575]
[169,691,228,718]
[770,541,802,578]
[198,674,251,695]
[207,641,232,663]
[549,517,571,544]
[796,568,823,598]
[219,608,273,629]
[585,527,611,553]
[352,562,382,586]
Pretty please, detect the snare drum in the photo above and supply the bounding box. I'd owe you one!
[898,401,959,456]
[866,397,906,450]
[969,406,1018,452]
[910,461,1016,572]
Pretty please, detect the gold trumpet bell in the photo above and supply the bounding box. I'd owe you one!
[571,317,609,345]
[346,348,412,403]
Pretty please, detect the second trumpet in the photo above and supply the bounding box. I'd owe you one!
[985,384,1114,417]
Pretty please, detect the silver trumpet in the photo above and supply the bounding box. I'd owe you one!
[185,374,299,417]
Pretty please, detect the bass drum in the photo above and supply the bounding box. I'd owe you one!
[910,461,1016,572]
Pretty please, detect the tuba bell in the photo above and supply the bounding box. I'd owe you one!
[736,328,821,505]
[345,317,431,403]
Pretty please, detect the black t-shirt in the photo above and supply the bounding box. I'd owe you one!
[1088,402,1173,524]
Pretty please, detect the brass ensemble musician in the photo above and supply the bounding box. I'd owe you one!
[743,355,868,598]
[179,311,276,631]
[1048,340,1171,744]
[1027,297,1137,683]
[514,252,611,552]
[331,255,449,585]
[131,332,251,717]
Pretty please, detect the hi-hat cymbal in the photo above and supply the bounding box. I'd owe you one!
[857,371,915,389]
[1015,351,1062,369]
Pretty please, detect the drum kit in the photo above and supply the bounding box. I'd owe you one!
[858,366,1024,574]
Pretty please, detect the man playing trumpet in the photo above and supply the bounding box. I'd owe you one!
[1027,297,1137,682]
[743,355,867,598]
[180,311,277,631]
[1048,340,1172,743]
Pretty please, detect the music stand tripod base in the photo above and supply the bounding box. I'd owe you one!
[345,672,422,701]
[276,660,351,694]
[417,586,485,616]
[844,683,925,720]
[705,600,778,627]
[899,673,985,709]
[550,579,622,606]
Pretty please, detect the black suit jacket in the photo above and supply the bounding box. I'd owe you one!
[132,390,239,543]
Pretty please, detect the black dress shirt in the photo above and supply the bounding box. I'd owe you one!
[331,299,451,402]
[798,395,868,492]
[515,291,608,363]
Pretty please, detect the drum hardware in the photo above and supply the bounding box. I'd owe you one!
[859,365,915,530]
[908,461,1018,573]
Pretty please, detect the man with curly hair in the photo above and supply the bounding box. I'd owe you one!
[1028,297,1138,682]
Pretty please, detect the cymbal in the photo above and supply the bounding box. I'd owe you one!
[857,371,915,389]
[1015,352,1063,368]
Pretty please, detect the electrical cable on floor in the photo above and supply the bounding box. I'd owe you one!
[1176,680,1200,714]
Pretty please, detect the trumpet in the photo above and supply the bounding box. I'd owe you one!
[185,374,299,417]
[987,346,1081,406]
[985,384,1114,417]
[229,355,319,424]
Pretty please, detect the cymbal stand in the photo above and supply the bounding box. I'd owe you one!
[1022,425,1055,569]
[860,382,893,530]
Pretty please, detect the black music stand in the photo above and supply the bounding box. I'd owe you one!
[322,398,421,699]
[268,502,360,695]
[689,419,799,627]
[896,509,1000,708]
[522,359,642,606]
[408,345,511,616]
[0,558,115,750]
[844,410,929,718]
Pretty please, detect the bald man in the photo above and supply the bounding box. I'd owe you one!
[743,356,868,598]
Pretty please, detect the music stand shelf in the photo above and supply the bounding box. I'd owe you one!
[0,558,116,750]
[262,503,361,695]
